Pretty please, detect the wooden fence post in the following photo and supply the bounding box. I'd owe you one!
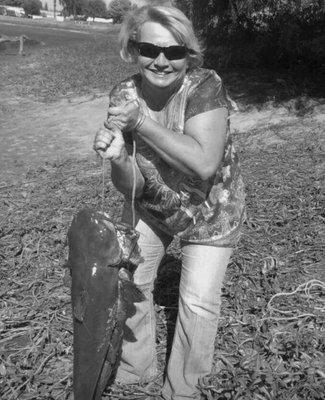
[19,35,24,56]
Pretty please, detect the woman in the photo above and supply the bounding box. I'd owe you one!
[94,4,245,400]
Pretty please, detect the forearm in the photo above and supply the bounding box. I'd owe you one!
[137,118,201,175]
[106,100,228,180]
[110,147,145,198]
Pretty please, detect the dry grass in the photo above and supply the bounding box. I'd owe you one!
[0,120,323,399]
[0,22,135,102]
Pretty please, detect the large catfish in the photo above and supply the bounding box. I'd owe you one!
[67,208,144,399]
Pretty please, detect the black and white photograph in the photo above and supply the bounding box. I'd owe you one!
[0,1,324,399]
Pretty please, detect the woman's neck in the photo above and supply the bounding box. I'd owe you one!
[140,79,183,111]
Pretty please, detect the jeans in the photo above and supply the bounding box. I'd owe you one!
[116,211,232,400]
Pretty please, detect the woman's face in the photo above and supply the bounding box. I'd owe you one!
[136,21,188,93]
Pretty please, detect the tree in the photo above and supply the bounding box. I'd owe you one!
[174,0,192,18]
[85,0,107,18]
[108,0,132,23]
[2,0,24,6]
[23,0,41,15]
[59,0,86,16]
[176,0,325,72]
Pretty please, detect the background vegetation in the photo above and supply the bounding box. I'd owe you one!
[175,0,324,97]
[23,0,41,15]
[0,0,134,19]
[58,0,133,20]
[2,0,324,81]
[56,0,325,96]
[0,0,42,15]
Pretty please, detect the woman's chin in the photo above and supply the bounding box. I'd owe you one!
[144,71,178,90]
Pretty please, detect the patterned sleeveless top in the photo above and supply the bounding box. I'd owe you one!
[109,68,246,247]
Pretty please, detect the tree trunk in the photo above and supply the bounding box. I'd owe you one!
[191,0,210,36]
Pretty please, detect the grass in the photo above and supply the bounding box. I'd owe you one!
[0,17,324,400]
[1,38,135,101]
[0,122,323,400]
[0,19,135,102]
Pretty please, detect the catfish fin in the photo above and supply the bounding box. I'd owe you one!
[123,324,137,343]
[118,276,145,321]
[121,278,145,305]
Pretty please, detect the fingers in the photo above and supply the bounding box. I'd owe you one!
[102,131,125,160]
[93,125,125,160]
[94,128,114,152]
[107,106,124,116]
[104,118,126,131]
[107,102,138,118]
[107,101,140,131]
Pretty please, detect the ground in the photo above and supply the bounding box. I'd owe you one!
[0,93,109,182]
[0,15,324,400]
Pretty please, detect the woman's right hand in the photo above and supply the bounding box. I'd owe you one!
[93,124,125,160]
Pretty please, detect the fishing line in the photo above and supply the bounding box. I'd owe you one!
[101,157,106,213]
[100,134,137,229]
[131,136,137,229]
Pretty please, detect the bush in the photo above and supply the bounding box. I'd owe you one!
[201,2,325,72]
[2,0,24,6]
[108,0,131,23]
[59,0,87,17]
[23,0,41,16]
[85,0,107,19]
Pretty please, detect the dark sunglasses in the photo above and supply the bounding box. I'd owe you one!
[133,41,192,60]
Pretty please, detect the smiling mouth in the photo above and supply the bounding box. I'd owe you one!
[149,70,172,75]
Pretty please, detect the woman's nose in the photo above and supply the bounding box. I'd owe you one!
[153,51,169,68]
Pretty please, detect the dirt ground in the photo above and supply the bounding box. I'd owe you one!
[0,92,110,183]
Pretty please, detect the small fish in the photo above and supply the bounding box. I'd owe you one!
[67,208,144,400]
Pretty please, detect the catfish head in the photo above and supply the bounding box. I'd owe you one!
[67,208,142,271]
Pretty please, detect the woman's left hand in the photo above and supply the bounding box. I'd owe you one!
[107,100,142,132]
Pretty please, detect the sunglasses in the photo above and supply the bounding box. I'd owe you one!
[133,41,192,60]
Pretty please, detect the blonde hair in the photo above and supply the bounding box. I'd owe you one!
[119,4,204,70]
